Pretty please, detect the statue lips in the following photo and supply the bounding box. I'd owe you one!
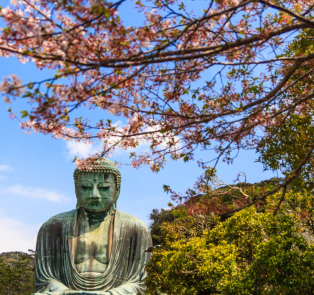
[88,198,110,206]
[89,201,101,206]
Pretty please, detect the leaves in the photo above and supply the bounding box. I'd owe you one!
[146,206,314,295]
[0,252,35,295]
[258,114,314,190]
[20,110,28,118]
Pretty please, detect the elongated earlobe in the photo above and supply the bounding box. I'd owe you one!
[113,188,120,210]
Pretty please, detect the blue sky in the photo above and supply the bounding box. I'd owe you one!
[0,0,277,252]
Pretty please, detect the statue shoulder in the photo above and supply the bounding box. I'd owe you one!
[116,210,149,230]
[40,209,77,229]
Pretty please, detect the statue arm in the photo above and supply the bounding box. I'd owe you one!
[106,283,144,295]
[106,220,153,295]
[44,280,70,294]
[34,292,110,295]
[64,292,110,295]
[33,280,70,294]
[34,218,72,294]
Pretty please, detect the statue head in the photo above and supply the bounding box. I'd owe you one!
[73,158,121,212]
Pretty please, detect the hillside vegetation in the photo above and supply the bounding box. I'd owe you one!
[0,251,35,295]
[146,177,314,295]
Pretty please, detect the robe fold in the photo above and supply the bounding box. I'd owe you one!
[34,209,152,295]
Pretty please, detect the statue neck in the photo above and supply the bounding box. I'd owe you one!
[80,207,112,226]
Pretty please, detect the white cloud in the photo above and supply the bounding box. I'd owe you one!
[3,185,69,203]
[0,175,7,180]
[66,140,150,159]
[66,141,103,158]
[0,164,13,171]
[0,215,39,253]
[65,121,182,160]
[113,120,123,127]
[64,123,121,159]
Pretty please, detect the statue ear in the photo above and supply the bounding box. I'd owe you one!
[75,174,80,196]
[76,200,81,209]
[114,187,120,210]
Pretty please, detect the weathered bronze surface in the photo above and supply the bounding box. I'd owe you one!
[33,159,152,295]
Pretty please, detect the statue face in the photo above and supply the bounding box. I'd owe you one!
[76,173,117,212]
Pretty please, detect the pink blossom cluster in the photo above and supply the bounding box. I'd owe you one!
[0,74,25,102]
[0,0,313,179]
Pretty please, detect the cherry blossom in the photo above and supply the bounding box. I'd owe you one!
[0,0,314,212]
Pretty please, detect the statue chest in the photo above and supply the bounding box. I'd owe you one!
[74,218,112,276]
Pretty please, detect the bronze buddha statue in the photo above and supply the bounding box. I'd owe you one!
[33,158,152,295]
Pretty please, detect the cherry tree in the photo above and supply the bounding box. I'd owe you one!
[1,0,314,214]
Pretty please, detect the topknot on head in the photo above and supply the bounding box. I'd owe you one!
[73,157,121,189]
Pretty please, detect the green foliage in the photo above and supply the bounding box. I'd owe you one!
[258,114,314,190]
[0,252,35,295]
[257,28,314,192]
[285,29,314,57]
[166,169,281,216]
[268,189,314,237]
[149,208,176,245]
[145,206,314,295]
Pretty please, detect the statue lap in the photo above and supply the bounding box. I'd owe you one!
[33,209,152,295]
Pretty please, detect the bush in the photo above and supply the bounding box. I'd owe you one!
[145,206,314,295]
[0,252,35,295]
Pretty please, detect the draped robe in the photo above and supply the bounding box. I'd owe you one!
[33,209,152,294]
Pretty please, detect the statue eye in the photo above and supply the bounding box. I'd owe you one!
[81,185,92,190]
[99,186,110,190]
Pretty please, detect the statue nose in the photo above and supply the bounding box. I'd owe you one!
[92,185,100,199]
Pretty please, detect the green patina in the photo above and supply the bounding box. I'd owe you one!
[33,158,152,295]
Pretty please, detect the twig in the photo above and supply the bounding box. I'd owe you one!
[273,186,287,215]
[221,141,314,216]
